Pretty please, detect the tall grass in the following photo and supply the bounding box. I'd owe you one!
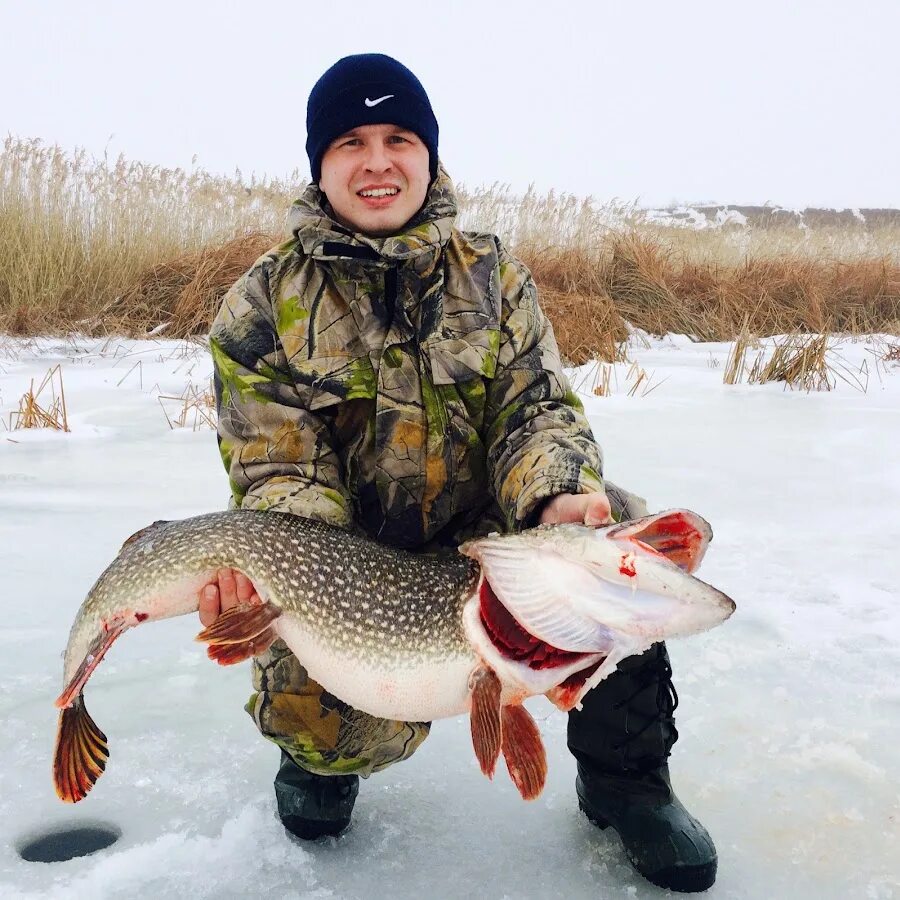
[0,137,300,334]
[1,136,898,359]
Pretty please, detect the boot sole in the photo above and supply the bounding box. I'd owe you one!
[578,799,716,893]
[281,815,351,841]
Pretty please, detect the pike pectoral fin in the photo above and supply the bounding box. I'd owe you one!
[500,705,547,801]
[53,694,108,803]
[469,665,502,778]
[205,625,277,666]
[195,601,281,648]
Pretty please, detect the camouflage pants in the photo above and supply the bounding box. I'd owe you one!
[245,481,648,777]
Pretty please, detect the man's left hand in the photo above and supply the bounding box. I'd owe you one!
[538,492,612,527]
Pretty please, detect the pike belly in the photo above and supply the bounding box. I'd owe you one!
[276,615,476,722]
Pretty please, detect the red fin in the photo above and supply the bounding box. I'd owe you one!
[56,621,128,709]
[195,601,281,646]
[500,705,547,801]
[53,695,108,803]
[468,665,502,778]
[206,626,277,666]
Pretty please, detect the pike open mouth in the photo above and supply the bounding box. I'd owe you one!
[478,579,589,670]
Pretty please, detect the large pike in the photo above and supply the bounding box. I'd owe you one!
[53,509,735,804]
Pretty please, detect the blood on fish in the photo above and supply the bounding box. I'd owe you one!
[619,554,637,577]
[629,511,704,571]
[479,580,586,670]
[135,612,148,622]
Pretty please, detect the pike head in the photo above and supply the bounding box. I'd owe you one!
[459,509,736,710]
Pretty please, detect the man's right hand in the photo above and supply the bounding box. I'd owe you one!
[198,568,261,627]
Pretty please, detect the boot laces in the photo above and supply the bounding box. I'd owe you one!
[610,648,679,752]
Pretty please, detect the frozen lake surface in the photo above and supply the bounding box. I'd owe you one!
[0,333,897,899]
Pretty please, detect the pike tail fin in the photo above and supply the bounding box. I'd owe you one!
[469,665,502,778]
[53,694,108,803]
[500,705,547,801]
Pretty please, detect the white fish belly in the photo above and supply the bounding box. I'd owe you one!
[276,617,476,722]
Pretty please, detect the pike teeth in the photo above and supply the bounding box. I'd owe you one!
[359,188,399,197]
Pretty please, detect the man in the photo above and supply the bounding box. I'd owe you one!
[203,53,717,893]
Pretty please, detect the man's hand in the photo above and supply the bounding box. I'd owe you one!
[198,568,261,627]
[538,492,612,527]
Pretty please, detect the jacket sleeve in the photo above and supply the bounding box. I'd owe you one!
[484,243,605,529]
[209,258,353,528]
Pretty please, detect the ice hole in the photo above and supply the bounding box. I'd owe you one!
[17,822,121,862]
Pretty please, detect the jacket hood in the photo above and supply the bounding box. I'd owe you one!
[287,163,458,264]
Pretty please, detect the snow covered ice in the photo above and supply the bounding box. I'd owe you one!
[0,334,897,899]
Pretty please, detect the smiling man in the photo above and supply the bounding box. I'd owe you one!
[317,122,432,236]
[205,54,717,893]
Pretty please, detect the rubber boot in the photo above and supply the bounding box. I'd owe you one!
[568,643,717,893]
[274,751,359,840]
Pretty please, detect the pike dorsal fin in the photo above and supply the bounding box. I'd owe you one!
[469,665,502,778]
[121,519,170,548]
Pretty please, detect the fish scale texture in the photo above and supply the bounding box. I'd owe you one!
[95,511,480,663]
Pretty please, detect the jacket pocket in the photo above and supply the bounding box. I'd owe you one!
[287,354,377,411]
[426,326,501,385]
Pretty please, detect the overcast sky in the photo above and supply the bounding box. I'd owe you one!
[2,0,898,209]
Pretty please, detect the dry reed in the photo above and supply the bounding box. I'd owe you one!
[158,380,217,431]
[754,334,834,391]
[0,136,300,336]
[6,364,69,431]
[881,341,900,363]
[726,332,839,392]
[2,137,899,357]
[570,357,667,399]
[723,319,760,385]
[592,364,613,397]
[108,233,277,337]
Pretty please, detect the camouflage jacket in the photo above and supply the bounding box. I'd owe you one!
[210,166,605,549]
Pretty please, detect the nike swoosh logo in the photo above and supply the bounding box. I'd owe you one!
[365,95,394,107]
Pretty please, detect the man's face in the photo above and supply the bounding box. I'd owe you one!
[318,123,431,237]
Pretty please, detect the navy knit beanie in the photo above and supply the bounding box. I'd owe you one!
[306,54,439,184]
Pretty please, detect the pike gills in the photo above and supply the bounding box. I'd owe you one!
[53,508,735,804]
